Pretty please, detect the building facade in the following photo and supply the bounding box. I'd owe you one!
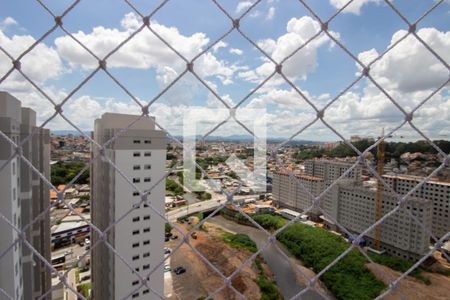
[0,91,51,300]
[330,181,432,260]
[273,159,433,260]
[91,113,166,299]
[383,174,450,239]
[272,170,324,218]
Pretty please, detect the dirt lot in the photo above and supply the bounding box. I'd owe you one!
[367,263,450,300]
[167,222,275,300]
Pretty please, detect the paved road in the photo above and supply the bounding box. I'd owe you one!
[208,216,324,300]
[166,195,256,221]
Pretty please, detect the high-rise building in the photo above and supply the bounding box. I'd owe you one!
[273,159,433,261]
[91,113,166,299]
[383,174,450,239]
[329,180,432,260]
[273,159,362,220]
[272,170,324,218]
[0,91,51,299]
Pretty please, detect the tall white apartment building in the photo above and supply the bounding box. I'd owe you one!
[273,159,433,260]
[91,113,166,300]
[0,92,51,300]
[329,181,432,260]
[273,159,362,220]
[383,174,450,239]
[272,170,324,218]
[304,159,362,184]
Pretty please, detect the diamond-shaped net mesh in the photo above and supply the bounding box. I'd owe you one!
[0,0,449,299]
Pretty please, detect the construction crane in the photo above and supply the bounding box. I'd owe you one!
[372,131,449,250]
[374,129,385,251]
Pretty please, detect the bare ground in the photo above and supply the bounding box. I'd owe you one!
[170,222,276,300]
[367,263,450,300]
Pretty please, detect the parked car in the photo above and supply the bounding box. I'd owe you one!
[164,247,171,254]
[170,235,178,240]
[80,275,91,281]
[165,237,170,242]
[80,266,89,272]
[164,265,171,272]
[173,266,186,275]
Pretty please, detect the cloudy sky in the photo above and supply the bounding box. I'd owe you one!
[0,0,449,142]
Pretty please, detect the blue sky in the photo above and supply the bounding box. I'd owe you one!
[0,0,449,141]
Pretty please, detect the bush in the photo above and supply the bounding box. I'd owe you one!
[165,223,172,234]
[79,195,90,201]
[222,232,257,253]
[257,275,281,300]
[166,178,184,196]
[254,257,282,300]
[277,223,385,300]
[78,282,91,299]
[368,253,430,284]
[252,214,287,231]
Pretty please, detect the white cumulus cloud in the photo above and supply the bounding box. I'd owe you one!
[266,7,275,20]
[54,13,236,84]
[329,0,381,15]
[229,48,243,55]
[239,16,339,83]
[358,28,450,93]
[235,1,254,14]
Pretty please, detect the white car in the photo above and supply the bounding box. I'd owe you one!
[164,265,171,272]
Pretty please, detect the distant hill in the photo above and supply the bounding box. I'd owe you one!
[51,130,89,136]
[50,130,323,145]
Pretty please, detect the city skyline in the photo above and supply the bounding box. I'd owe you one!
[0,0,449,140]
[0,0,449,299]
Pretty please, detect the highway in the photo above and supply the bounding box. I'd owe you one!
[166,195,255,222]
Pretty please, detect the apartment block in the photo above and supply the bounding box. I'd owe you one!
[91,113,166,300]
[304,159,362,184]
[272,170,324,218]
[274,159,433,260]
[273,159,362,219]
[383,175,450,239]
[0,91,51,300]
[331,181,432,260]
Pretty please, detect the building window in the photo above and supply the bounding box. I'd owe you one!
[133,140,141,144]
[132,280,139,286]
[143,264,150,270]
[133,178,140,183]
[132,255,139,261]
[133,165,140,170]
[132,191,139,196]
[144,151,151,157]
[144,164,151,170]
[132,293,139,298]
[143,215,150,220]
[143,227,150,233]
[132,217,140,222]
[144,140,151,144]
[143,240,150,245]
[143,252,150,258]
[134,267,139,272]
[143,289,149,295]
[12,162,15,175]
[133,152,140,157]
[132,230,139,235]
[144,177,151,182]
[132,242,139,248]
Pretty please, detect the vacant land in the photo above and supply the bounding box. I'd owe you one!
[168,222,278,300]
